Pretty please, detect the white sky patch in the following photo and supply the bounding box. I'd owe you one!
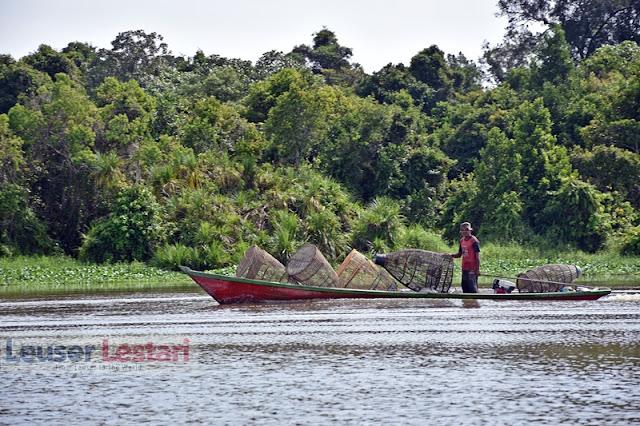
[1,0,508,72]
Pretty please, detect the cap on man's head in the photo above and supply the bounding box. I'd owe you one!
[460,222,473,231]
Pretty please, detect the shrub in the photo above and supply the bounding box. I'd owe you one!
[79,186,165,262]
[0,183,56,255]
[621,227,640,256]
[304,209,347,260]
[397,224,449,252]
[267,210,300,263]
[202,240,231,268]
[539,178,607,252]
[351,197,404,252]
[152,243,202,270]
[153,235,235,271]
[439,175,481,243]
[480,191,529,243]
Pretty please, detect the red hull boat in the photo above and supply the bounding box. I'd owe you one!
[180,267,611,305]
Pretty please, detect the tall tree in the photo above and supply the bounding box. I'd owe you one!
[62,41,98,79]
[292,28,353,72]
[485,0,640,80]
[474,127,527,241]
[95,77,156,184]
[21,45,79,80]
[354,63,436,112]
[88,30,172,89]
[572,145,640,207]
[447,53,483,93]
[0,58,51,114]
[8,74,98,252]
[243,68,315,123]
[180,96,264,156]
[529,25,575,87]
[255,50,306,79]
[409,45,451,91]
[1,111,51,256]
[264,85,338,166]
[291,28,364,85]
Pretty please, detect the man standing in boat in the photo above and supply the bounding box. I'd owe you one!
[451,222,480,293]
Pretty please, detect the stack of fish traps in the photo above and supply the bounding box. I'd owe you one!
[286,243,340,287]
[374,249,453,293]
[236,244,452,292]
[516,264,581,293]
[236,245,289,282]
[236,244,404,290]
[336,249,399,291]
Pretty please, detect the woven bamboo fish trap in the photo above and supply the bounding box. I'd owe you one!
[286,243,340,287]
[336,249,399,290]
[516,264,582,293]
[374,249,453,293]
[236,245,289,283]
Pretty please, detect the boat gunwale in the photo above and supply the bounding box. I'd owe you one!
[179,266,612,300]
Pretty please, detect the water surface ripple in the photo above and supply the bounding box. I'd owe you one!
[1,291,639,425]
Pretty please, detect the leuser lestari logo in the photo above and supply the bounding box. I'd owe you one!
[2,337,190,363]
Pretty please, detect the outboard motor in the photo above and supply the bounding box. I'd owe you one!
[492,279,516,294]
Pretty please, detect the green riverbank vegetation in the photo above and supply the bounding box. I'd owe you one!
[0,255,192,294]
[1,1,640,291]
[2,244,639,295]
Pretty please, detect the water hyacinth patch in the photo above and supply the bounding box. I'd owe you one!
[0,256,191,294]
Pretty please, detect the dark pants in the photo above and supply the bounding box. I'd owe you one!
[461,271,478,293]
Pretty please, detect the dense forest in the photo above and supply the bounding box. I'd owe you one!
[1,0,639,269]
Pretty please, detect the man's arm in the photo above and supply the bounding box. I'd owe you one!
[451,243,462,258]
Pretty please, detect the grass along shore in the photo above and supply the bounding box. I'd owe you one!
[0,256,194,296]
[1,246,639,296]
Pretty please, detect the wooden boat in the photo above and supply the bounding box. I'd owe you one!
[180,267,611,305]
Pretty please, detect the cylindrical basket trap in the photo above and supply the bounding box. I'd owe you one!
[286,243,339,287]
[236,245,289,282]
[516,264,581,293]
[337,249,399,290]
[374,249,453,293]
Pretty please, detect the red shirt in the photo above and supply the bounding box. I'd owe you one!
[459,236,480,272]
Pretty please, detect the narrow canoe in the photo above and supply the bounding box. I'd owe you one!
[180,267,611,305]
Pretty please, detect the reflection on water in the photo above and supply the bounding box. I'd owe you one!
[1,291,639,424]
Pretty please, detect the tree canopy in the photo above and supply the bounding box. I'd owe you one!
[484,0,640,81]
[2,12,640,263]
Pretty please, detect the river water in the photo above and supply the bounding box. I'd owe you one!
[1,289,639,425]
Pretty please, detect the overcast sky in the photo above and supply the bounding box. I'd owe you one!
[1,0,508,73]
